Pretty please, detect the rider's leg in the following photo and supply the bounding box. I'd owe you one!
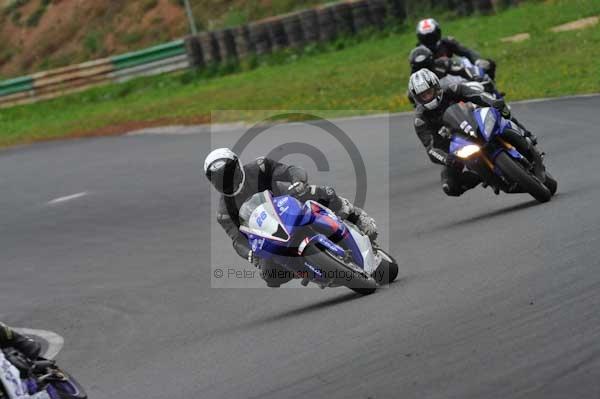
[259,259,295,288]
[442,165,481,197]
[299,185,378,241]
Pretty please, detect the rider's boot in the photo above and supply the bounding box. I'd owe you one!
[337,198,378,242]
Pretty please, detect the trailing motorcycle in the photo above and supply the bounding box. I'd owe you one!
[442,102,557,202]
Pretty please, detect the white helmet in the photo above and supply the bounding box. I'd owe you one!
[204,148,246,196]
[408,68,443,110]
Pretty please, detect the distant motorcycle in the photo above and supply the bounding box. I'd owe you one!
[239,190,399,295]
[441,102,557,202]
[1,348,86,399]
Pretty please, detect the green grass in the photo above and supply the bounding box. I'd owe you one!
[1,0,599,147]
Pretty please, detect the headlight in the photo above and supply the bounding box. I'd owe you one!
[455,144,481,159]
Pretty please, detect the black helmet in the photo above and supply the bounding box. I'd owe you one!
[416,18,441,50]
[409,45,434,73]
[204,148,246,196]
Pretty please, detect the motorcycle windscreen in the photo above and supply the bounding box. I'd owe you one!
[442,103,479,139]
[239,191,290,242]
[473,107,499,141]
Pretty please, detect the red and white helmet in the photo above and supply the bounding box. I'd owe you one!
[416,18,441,50]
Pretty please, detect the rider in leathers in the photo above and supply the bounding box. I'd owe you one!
[204,148,377,287]
[0,323,50,399]
[409,69,540,196]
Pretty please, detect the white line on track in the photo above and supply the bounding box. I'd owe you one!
[47,192,88,205]
[14,328,64,359]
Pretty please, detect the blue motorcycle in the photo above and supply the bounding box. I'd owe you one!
[238,191,399,295]
[1,348,87,399]
[442,102,557,202]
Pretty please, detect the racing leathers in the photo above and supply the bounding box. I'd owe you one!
[414,82,536,196]
[0,323,41,360]
[216,157,376,287]
[423,37,496,80]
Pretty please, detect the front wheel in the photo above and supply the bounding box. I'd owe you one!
[544,171,558,196]
[373,249,399,285]
[495,152,551,203]
[303,243,377,296]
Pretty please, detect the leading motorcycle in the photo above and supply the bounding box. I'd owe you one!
[239,190,399,295]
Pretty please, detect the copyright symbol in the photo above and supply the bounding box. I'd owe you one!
[213,269,224,278]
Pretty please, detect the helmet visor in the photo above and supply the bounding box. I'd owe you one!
[415,87,437,104]
[208,159,244,196]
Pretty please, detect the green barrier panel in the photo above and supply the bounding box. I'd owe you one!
[111,40,186,70]
[0,76,34,97]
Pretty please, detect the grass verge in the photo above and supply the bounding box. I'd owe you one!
[0,0,599,148]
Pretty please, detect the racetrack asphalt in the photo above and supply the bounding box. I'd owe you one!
[1,95,599,399]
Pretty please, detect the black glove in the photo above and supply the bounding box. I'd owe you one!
[492,99,511,118]
[288,181,308,197]
[445,153,460,168]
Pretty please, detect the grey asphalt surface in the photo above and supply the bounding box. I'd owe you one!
[1,96,599,399]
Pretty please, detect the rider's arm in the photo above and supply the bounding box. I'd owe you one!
[451,82,499,108]
[261,157,308,185]
[216,198,252,259]
[444,37,481,63]
[415,115,449,166]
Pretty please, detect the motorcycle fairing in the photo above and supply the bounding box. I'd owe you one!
[240,191,290,242]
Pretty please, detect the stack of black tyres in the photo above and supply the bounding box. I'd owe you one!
[215,29,237,62]
[248,21,272,55]
[267,18,288,51]
[281,13,305,48]
[350,0,372,32]
[184,35,205,68]
[232,25,254,59]
[331,2,354,36]
[367,0,387,28]
[298,9,320,43]
[197,31,220,64]
[316,6,337,42]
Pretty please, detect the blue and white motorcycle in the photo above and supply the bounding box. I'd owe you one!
[1,348,86,399]
[442,102,557,202]
[238,191,399,295]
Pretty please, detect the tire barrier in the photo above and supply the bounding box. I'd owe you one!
[350,0,373,32]
[267,18,289,51]
[198,31,220,64]
[316,6,338,42]
[1,0,520,108]
[298,9,320,43]
[368,0,387,29]
[184,35,205,68]
[331,2,355,35]
[215,29,237,61]
[248,21,272,55]
[281,13,305,48]
[233,25,254,59]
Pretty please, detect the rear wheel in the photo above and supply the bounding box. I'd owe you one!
[495,152,551,203]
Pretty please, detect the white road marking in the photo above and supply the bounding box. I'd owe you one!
[47,192,88,205]
[14,328,64,359]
